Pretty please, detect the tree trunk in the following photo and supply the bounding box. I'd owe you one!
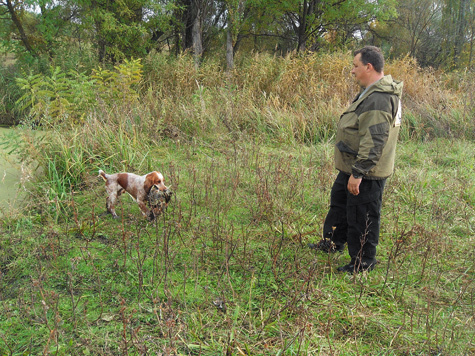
[226,26,234,71]
[192,7,203,68]
[454,0,469,67]
[297,0,308,52]
[182,0,194,50]
[5,0,37,57]
[469,23,474,69]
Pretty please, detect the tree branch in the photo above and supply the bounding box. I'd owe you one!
[4,0,37,57]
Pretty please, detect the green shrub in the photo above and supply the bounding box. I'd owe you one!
[16,59,143,128]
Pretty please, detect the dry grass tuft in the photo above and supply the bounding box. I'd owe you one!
[140,51,474,143]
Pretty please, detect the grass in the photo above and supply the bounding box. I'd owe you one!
[0,135,474,355]
[0,51,474,355]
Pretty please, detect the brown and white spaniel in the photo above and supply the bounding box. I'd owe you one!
[98,169,167,219]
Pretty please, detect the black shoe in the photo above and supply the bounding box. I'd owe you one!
[308,239,344,253]
[337,263,355,273]
[337,259,377,273]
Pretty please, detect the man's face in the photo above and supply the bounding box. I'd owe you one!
[351,53,369,88]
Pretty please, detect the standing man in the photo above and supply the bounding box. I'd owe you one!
[309,46,403,273]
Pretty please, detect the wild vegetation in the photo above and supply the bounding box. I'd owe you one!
[2,0,475,69]
[0,51,474,355]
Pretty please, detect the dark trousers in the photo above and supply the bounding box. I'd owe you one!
[323,171,386,263]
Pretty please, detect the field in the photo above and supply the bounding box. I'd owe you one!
[0,52,474,355]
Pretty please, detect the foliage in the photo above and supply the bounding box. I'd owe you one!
[3,0,473,72]
[11,50,475,141]
[0,62,23,124]
[15,59,143,128]
[92,58,143,104]
[16,67,78,126]
[372,0,475,69]
[142,51,475,142]
[78,0,150,61]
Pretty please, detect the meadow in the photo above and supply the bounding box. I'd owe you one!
[0,51,474,355]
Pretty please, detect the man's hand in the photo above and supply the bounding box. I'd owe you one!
[348,175,362,195]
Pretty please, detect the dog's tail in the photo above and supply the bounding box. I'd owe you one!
[98,169,107,181]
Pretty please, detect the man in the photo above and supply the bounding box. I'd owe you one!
[309,46,403,273]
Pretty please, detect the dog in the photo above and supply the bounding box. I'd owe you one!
[98,169,167,219]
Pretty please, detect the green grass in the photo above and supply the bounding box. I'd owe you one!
[1,51,474,355]
[1,135,474,355]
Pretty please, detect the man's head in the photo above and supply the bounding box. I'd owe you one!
[351,46,385,89]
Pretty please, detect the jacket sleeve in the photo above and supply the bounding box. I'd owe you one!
[352,93,393,176]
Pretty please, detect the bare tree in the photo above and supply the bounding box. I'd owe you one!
[397,0,442,57]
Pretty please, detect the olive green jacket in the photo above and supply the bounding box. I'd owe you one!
[334,75,403,179]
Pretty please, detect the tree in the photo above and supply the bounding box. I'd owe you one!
[224,0,244,70]
[444,0,472,67]
[0,0,37,57]
[372,0,443,64]
[75,0,151,62]
[280,0,397,52]
[468,0,475,68]
[0,0,83,60]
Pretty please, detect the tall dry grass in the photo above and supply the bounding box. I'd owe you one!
[140,51,474,144]
[8,50,474,204]
[386,56,475,140]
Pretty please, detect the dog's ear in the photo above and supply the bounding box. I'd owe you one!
[144,174,154,193]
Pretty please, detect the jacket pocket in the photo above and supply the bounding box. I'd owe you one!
[336,140,357,156]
